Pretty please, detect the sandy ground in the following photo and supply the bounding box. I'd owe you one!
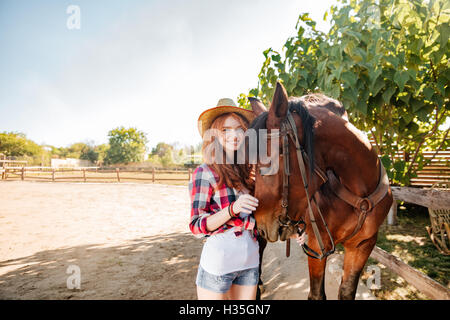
[0,181,375,300]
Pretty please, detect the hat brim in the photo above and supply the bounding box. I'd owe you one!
[197,106,256,137]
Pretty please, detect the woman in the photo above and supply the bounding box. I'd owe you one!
[189,98,305,300]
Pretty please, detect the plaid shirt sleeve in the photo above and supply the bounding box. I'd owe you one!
[188,165,216,237]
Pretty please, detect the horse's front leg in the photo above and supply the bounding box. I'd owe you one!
[307,255,328,300]
[256,235,267,300]
[339,233,377,300]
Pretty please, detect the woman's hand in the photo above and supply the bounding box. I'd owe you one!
[290,231,307,246]
[232,194,259,215]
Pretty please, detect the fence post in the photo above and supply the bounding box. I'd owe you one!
[152,168,155,183]
[21,166,25,181]
[83,169,86,182]
[52,169,55,182]
[188,168,192,181]
[387,201,397,225]
[116,168,120,182]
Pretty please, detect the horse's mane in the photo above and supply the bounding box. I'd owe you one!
[299,93,347,119]
[249,97,316,175]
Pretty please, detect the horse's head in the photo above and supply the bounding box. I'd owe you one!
[249,82,322,242]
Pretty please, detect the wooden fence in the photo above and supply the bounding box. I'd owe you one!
[409,150,450,187]
[2,148,448,186]
[370,246,450,300]
[374,186,450,300]
[367,143,450,187]
[1,166,192,183]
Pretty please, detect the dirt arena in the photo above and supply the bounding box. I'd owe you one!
[0,181,375,300]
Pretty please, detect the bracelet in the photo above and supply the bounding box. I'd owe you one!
[228,203,234,218]
[228,201,237,218]
[230,201,237,218]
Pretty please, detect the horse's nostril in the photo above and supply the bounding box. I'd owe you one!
[278,227,283,236]
[259,229,266,238]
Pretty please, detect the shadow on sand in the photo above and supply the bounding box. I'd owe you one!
[0,232,203,299]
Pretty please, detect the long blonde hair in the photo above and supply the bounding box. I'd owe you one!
[202,112,255,193]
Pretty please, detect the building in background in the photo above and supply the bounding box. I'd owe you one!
[51,158,94,168]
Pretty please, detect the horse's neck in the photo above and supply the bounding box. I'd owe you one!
[316,121,379,197]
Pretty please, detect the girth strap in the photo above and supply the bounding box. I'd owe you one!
[326,160,390,241]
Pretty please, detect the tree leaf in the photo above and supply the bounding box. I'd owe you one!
[330,83,341,99]
[410,97,424,112]
[393,70,410,92]
[381,155,392,168]
[384,55,399,68]
[382,85,396,104]
[371,76,385,96]
[423,86,434,100]
[341,71,357,87]
[342,87,358,106]
[356,99,368,115]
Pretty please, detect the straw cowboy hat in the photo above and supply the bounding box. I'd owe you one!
[197,98,256,137]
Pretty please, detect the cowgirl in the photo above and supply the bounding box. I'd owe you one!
[189,98,305,300]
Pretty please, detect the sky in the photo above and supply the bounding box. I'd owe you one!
[0,0,336,151]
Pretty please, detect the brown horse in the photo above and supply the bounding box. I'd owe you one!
[249,82,393,300]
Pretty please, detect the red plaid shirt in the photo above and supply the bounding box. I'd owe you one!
[188,163,257,240]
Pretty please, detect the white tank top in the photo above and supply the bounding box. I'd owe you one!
[199,189,260,276]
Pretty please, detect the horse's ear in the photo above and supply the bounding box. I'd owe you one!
[248,97,267,116]
[269,81,289,120]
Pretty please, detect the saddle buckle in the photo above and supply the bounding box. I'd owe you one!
[357,197,373,213]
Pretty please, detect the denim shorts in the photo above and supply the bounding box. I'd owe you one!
[196,264,259,294]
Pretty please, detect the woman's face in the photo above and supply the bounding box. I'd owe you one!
[218,115,245,152]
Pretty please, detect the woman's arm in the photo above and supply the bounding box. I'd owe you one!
[204,206,233,232]
[206,194,259,232]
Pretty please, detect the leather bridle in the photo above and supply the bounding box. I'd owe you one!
[262,109,390,260]
[265,110,335,260]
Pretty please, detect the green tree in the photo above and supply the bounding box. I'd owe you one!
[79,144,99,163]
[151,142,173,158]
[241,0,449,186]
[149,142,176,167]
[105,127,148,165]
[160,148,174,167]
[0,131,42,157]
[66,142,88,159]
[94,144,109,166]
